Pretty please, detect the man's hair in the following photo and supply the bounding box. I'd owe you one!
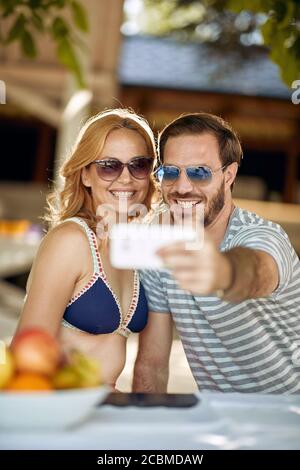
[158,112,243,168]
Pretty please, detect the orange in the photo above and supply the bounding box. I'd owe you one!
[6,372,53,392]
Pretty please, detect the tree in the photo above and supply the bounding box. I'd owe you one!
[0,0,89,88]
[140,0,300,86]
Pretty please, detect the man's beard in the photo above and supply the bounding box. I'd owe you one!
[204,179,225,227]
[162,179,225,228]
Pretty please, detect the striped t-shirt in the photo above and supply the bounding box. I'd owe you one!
[140,207,300,394]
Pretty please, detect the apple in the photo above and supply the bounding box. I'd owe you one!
[11,328,61,376]
[0,348,15,389]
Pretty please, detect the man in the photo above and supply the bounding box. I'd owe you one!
[133,112,300,394]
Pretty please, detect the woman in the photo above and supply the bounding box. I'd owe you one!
[14,108,158,388]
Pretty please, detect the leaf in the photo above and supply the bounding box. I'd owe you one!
[226,0,268,14]
[279,52,299,87]
[71,1,89,32]
[51,16,69,39]
[271,0,287,23]
[57,37,85,88]
[266,24,300,86]
[21,30,37,58]
[1,1,16,18]
[6,13,26,43]
[32,12,44,32]
[55,0,67,8]
[292,35,300,59]
[272,0,296,29]
[28,0,43,7]
[260,17,276,44]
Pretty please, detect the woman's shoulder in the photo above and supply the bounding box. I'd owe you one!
[39,220,90,256]
[27,220,91,290]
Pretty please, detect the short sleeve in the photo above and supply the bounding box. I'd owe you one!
[228,223,294,295]
[139,269,170,313]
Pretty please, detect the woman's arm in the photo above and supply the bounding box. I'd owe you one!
[14,223,88,339]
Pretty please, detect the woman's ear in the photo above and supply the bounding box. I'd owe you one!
[224,162,238,190]
[81,167,91,188]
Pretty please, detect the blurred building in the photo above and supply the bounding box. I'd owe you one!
[119,35,300,203]
[0,1,299,207]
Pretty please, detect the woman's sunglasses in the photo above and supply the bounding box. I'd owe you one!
[92,156,154,181]
[155,164,229,185]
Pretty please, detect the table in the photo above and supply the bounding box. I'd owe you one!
[0,392,299,450]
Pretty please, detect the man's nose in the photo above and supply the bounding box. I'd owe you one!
[172,169,194,194]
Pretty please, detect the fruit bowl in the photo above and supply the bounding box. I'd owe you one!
[0,385,110,430]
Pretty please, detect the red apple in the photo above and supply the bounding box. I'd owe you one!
[11,328,61,377]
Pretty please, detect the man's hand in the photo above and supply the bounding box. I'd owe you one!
[157,233,232,296]
[157,234,280,301]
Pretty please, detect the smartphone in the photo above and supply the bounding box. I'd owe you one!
[102,392,199,408]
[109,223,197,270]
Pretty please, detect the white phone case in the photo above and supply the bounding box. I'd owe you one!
[109,223,197,270]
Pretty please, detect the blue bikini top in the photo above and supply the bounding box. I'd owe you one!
[61,217,148,338]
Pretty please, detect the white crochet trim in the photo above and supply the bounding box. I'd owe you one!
[61,318,88,333]
[115,326,131,338]
[120,270,140,330]
[63,217,101,275]
[67,274,98,307]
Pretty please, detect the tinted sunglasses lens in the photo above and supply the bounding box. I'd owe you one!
[160,166,180,184]
[129,157,153,179]
[95,161,122,180]
[187,166,212,181]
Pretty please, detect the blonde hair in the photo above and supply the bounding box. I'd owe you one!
[45,108,158,231]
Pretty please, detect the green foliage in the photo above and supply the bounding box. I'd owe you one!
[7,13,26,42]
[143,0,300,86]
[0,0,89,88]
[57,36,84,87]
[71,0,88,32]
[21,29,36,57]
[226,0,300,86]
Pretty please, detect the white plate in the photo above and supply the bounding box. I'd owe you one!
[0,385,110,430]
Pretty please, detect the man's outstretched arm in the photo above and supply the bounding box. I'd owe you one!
[158,236,280,302]
[133,312,173,393]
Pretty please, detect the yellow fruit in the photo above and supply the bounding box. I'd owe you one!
[0,348,15,389]
[69,349,101,388]
[52,366,81,389]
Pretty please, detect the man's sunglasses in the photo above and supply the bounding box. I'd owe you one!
[92,156,154,181]
[155,164,229,185]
